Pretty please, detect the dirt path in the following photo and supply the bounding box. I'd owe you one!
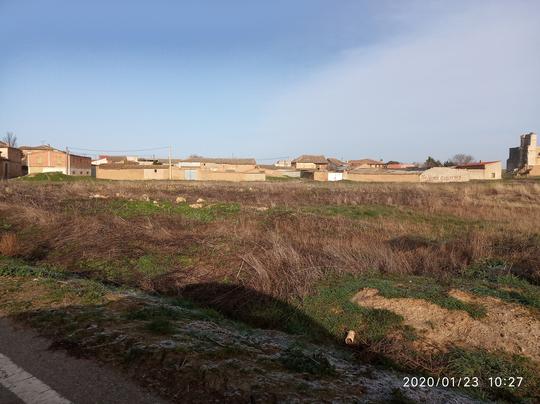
[352,288,540,362]
[0,317,168,404]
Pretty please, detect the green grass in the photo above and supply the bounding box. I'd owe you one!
[301,203,488,230]
[446,348,540,402]
[301,276,405,343]
[299,274,487,345]
[458,261,540,309]
[358,275,487,318]
[128,303,222,335]
[21,172,96,182]
[279,345,336,376]
[42,278,108,306]
[266,176,299,182]
[0,256,66,279]
[78,252,197,284]
[108,200,240,221]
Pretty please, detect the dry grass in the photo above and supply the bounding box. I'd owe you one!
[2,179,539,402]
[0,233,19,256]
[1,180,539,298]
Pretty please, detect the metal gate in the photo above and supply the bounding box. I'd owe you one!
[185,170,198,181]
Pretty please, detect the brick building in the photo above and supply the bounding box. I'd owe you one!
[0,141,23,179]
[19,145,92,176]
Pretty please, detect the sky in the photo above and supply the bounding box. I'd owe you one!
[1,0,539,163]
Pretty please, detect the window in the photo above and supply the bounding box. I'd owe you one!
[491,173,495,178]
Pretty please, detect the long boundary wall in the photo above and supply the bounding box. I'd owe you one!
[96,166,265,182]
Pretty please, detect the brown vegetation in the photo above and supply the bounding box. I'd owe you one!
[1,179,539,401]
[1,180,539,297]
[0,233,19,257]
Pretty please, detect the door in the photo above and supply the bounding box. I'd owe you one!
[185,170,198,181]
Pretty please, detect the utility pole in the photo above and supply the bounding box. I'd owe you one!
[168,146,172,180]
[66,147,70,175]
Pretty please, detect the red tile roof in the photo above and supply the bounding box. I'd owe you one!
[348,159,384,166]
[455,161,499,169]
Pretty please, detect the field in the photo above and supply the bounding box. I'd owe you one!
[1,177,539,402]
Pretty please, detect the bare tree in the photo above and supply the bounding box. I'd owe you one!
[449,154,474,165]
[2,132,17,147]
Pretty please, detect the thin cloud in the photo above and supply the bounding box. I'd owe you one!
[261,1,540,162]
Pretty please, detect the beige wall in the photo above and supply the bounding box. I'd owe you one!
[204,163,256,172]
[294,162,327,170]
[96,166,265,182]
[0,146,22,179]
[344,172,420,183]
[143,168,170,180]
[463,162,502,180]
[529,165,540,176]
[263,169,300,178]
[178,162,257,172]
[197,170,265,182]
[420,167,469,183]
[313,171,328,181]
[29,166,66,174]
[96,167,145,180]
[295,162,317,170]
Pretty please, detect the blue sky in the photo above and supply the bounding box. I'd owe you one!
[1,0,539,162]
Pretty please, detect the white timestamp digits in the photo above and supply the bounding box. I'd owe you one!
[403,376,480,388]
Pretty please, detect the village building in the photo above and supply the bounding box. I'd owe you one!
[0,141,23,179]
[326,157,348,171]
[176,157,257,172]
[92,155,139,166]
[95,164,265,182]
[258,164,300,178]
[348,159,385,169]
[454,161,502,180]
[19,145,92,176]
[275,159,292,168]
[385,161,416,169]
[292,155,328,170]
[313,171,344,181]
[343,167,470,183]
[507,132,540,176]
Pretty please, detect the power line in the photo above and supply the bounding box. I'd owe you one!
[68,146,169,153]
[254,156,290,161]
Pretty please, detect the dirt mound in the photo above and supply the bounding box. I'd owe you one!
[352,288,540,362]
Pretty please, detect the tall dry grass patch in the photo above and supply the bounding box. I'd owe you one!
[0,179,539,296]
[0,233,19,257]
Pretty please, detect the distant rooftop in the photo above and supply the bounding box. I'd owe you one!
[327,157,346,166]
[348,159,383,165]
[19,144,56,150]
[455,161,500,169]
[180,157,256,165]
[292,155,327,164]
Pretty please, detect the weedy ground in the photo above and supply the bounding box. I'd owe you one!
[1,177,539,402]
